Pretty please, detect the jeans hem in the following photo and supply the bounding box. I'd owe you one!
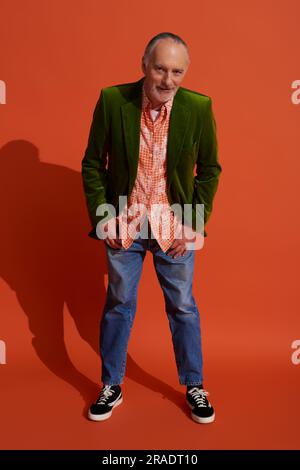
[102,381,123,386]
[179,379,203,386]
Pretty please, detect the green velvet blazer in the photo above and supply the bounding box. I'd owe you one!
[81,76,222,239]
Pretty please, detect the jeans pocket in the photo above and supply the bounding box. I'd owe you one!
[104,239,124,250]
[165,246,192,260]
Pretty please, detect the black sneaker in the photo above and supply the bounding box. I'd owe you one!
[186,387,215,424]
[88,385,123,421]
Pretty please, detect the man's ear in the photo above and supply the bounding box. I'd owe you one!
[141,58,146,75]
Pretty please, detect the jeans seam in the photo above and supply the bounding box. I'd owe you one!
[118,280,139,383]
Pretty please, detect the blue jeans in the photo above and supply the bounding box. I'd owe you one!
[100,228,203,386]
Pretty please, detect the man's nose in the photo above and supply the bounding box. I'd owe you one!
[162,73,173,87]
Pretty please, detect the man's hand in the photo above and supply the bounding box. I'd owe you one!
[167,225,196,258]
[100,218,123,249]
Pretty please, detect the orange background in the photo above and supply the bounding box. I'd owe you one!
[1,0,300,450]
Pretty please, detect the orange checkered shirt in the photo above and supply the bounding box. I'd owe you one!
[116,82,183,252]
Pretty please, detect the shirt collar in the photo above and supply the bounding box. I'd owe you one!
[142,81,174,116]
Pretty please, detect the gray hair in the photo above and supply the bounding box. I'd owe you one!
[142,32,190,67]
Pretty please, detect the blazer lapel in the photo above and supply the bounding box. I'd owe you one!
[121,77,191,194]
[121,79,143,194]
[167,90,191,187]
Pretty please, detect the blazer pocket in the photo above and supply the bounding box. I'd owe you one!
[182,139,198,151]
[181,140,198,163]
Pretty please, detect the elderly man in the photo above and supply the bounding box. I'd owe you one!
[81,32,222,424]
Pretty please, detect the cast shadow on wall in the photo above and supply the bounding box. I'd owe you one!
[0,140,187,417]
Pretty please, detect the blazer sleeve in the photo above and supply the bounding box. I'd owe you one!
[81,89,115,236]
[192,98,222,233]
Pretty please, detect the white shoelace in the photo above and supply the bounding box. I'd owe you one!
[188,388,210,407]
[96,386,115,405]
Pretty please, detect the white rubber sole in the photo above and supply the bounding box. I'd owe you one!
[187,401,215,424]
[88,396,123,421]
